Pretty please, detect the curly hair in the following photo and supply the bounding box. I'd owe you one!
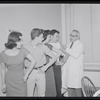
[5,31,22,49]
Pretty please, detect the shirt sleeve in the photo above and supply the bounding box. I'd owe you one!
[0,51,5,64]
[45,43,53,50]
[43,45,51,56]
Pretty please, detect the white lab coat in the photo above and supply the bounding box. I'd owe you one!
[62,40,84,89]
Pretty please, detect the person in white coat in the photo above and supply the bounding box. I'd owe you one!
[62,30,84,97]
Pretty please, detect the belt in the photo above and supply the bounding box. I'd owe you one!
[33,64,46,70]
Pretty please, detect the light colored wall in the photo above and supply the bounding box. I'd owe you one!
[62,4,100,87]
[63,4,93,63]
[84,63,100,87]
[63,4,100,63]
[92,4,100,63]
[0,4,62,52]
[0,4,62,96]
[73,4,93,63]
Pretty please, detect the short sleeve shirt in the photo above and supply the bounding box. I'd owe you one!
[25,43,51,68]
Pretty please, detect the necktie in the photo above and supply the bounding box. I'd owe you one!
[70,42,74,48]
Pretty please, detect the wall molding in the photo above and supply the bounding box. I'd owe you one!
[84,63,100,72]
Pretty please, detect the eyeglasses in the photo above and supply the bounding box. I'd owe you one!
[69,34,78,37]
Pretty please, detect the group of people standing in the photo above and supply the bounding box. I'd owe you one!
[0,28,84,97]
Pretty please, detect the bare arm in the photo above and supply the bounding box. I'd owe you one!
[52,46,60,53]
[60,52,69,66]
[60,48,67,54]
[1,63,6,86]
[41,50,62,72]
[23,53,36,81]
[1,63,6,93]
[52,47,67,66]
[52,46,67,65]
[63,52,69,62]
[52,46,66,55]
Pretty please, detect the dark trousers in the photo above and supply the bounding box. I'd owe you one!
[53,64,62,97]
[68,88,83,97]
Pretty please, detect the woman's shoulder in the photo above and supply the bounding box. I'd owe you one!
[41,44,51,52]
[0,50,6,63]
[40,44,47,48]
[0,50,6,56]
[21,47,28,52]
[21,46,29,55]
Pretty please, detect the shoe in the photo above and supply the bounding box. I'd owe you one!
[61,87,68,97]
[62,90,68,97]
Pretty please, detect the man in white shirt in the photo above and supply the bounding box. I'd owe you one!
[49,29,63,97]
[62,30,84,97]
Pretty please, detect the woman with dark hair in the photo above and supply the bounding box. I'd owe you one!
[0,31,36,96]
[42,30,63,97]
[42,30,56,96]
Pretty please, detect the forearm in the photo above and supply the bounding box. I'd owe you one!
[25,62,36,76]
[1,70,5,85]
[60,48,67,54]
[42,59,56,72]
[1,64,6,85]
[42,52,61,72]
[63,53,69,63]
